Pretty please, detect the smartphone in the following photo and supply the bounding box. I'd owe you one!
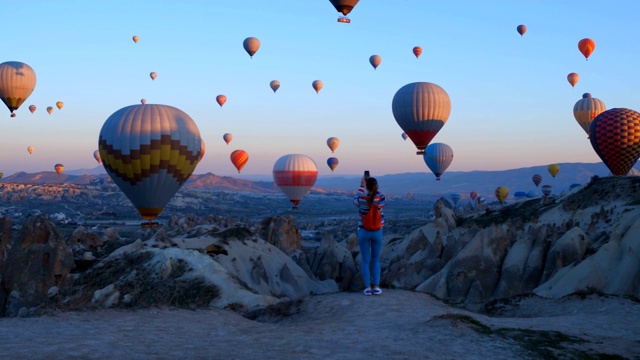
[364,170,370,179]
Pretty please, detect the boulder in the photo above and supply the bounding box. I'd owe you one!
[258,215,302,255]
[306,233,357,291]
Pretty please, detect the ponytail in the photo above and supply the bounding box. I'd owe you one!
[366,177,378,205]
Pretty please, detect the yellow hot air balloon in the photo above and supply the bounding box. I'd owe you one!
[132,35,140,43]
[150,72,157,81]
[46,106,54,114]
[54,164,64,175]
[548,164,560,178]
[270,80,280,93]
[93,150,101,164]
[243,37,260,58]
[369,55,382,70]
[56,101,64,110]
[27,146,34,154]
[573,93,605,138]
[0,61,37,116]
[326,137,340,153]
[495,186,509,203]
[312,80,323,94]
[98,104,201,225]
[0,172,3,179]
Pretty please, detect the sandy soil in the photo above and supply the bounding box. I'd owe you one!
[0,290,638,359]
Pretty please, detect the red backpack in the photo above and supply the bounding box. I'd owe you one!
[362,200,382,231]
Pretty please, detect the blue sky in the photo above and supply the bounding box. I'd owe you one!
[2,1,639,178]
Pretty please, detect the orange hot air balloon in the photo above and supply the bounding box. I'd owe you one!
[56,101,64,110]
[243,37,260,58]
[413,46,422,59]
[230,149,249,173]
[150,72,157,80]
[132,35,139,43]
[326,137,339,153]
[567,73,579,88]
[54,164,64,175]
[216,95,227,108]
[27,146,34,154]
[578,38,595,60]
[141,99,146,104]
[29,105,36,113]
[369,55,381,70]
[312,80,323,94]
[516,25,527,36]
[46,106,54,114]
[223,133,232,145]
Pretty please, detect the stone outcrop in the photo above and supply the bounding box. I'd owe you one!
[258,215,302,255]
[304,233,357,291]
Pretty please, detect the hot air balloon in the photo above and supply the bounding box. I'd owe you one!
[567,73,579,88]
[532,174,542,187]
[223,133,232,145]
[93,150,101,164]
[54,164,64,175]
[0,61,37,116]
[197,139,206,163]
[150,72,157,81]
[230,149,249,173]
[469,191,477,201]
[514,191,527,201]
[610,168,640,177]
[312,80,323,94]
[548,164,560,178]
[412,46,422,59]
[526,190,537,198]
[46,106,54,114]
[141,99,146,104]
[573,93,606,138]
[327,157,339,172]
[330,0,359,23]
[423,143,453,181]
[450,193,461,205]
[270,80,280,93]
[27,146,34,154]
[0,172,3,179]
[517,24,527,36]
[578,38,595,60]
[29,105,36,113]
[392,82,451,155]
[273,154,318,209]
[326,137,339,153]
[589,108,640,176]
[369,55,381,70]
[216,95,227,108]
[98,104,202,226]
[541,185,552,197]
[132,35,139,43]
[56,101,64,110]
[243,37,260,58]
[401,132,408,141]
[495,186,509,203]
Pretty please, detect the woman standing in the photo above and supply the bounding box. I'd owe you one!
[353,176,386,295]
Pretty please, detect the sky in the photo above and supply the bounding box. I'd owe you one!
[2,0,640,178]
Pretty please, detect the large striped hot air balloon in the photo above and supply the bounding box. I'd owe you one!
[392,82,451,155]
[326,137,339,153]
[230,149,249,173]
[589,108,640,176]
[327,157,339,172]
[532,174,542,187]
[578,38,595,60]
[98,104,201,226]
[423,143,453,180]
[273,154,318,209]
[243,37,260,58]
[573,93,606,138]
[0,61,37,116]
[495,186,509,204]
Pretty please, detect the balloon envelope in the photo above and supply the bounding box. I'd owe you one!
[578,38,595,60]
[369,55,381,70]
[29,105,36,113]
[54,164,64,175]
[223,133,232,145]
[567,73,579,88]
[46,106,53,114]
[273,154,318,209]
[495,186,509,203]
[412,46,422,59]
[98,104,201,221]
[150,72,157,80]
[401,132,408,140]
[548,164,560,178]
[270,80,280,93]
[0,61,37,114]
[216,95,227,107]
[141,99,146,104]
[93,150,101,164]
[514,191,527,200]
[392,82,451,155]
[329,0,359,15]
[27,146,34,154]
[532,174,542,187]
[132,35,139,43]
[326,137,339,153]
[243,37,260,58]
[469,191,478,201]
[517,24,527,36]
[312,80,323,94]
[589,108,640,176]
[230,149,249,173]
[573,93,605,138]
[327,157,339,172]
[423,143,453,180]
[541,185,552,196]
[56,101,64,110]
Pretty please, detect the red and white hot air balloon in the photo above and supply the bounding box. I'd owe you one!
[273,154,318,209]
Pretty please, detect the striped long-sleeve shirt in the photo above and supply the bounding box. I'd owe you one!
[353,186,386,229]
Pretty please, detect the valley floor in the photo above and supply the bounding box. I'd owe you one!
[0,290,637,359]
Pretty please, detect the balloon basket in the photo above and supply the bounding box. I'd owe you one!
[416,150,425,155]
[337,16,350,23]
[141,221,159,229]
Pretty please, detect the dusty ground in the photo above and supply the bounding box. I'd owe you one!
[0,290,638,359]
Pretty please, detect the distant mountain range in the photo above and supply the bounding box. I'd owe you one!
[1,162,635,198]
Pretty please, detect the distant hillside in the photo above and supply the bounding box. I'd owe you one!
[2,172,106,185]
[183,173,278,193]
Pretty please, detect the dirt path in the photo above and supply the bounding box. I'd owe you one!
[0,290,637,359]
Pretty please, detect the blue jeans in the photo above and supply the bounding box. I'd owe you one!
[357,228,383,287]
